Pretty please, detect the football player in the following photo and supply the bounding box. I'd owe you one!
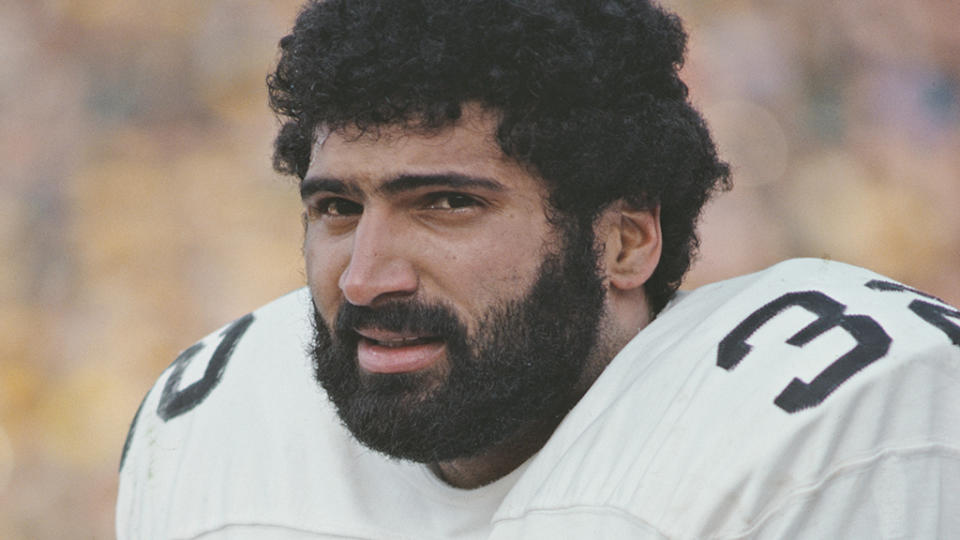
[117,0,960,538]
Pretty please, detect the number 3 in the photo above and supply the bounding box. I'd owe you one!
[717,291,891,413]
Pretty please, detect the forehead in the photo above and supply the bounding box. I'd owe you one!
[305,107,544,193]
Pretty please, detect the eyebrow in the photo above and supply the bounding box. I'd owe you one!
[299,177,361,200]
[378,174,505,195]
[300,173,504,200]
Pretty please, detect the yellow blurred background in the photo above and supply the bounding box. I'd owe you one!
[0,1,957,537]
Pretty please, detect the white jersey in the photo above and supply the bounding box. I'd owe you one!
[117,259,960,539]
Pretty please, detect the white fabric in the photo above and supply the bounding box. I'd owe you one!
[117,259,960,539]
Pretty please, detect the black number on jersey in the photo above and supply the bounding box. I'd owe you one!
[718,291,891,413]
[119,313,254,471]
[865,280,960,347]
[157,313,255,421]
[718,280,959,413]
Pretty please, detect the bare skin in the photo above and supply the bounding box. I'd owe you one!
[301,104,662,488]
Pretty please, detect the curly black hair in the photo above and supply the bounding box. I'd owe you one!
[267,0,730,312]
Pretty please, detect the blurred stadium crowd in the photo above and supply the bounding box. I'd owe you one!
[0,0,957,537]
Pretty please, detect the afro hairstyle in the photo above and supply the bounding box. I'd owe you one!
[267,0,731,312]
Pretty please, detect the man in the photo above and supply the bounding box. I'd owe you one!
[117,0,960,538]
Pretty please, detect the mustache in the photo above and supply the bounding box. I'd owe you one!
[331,300,467,342]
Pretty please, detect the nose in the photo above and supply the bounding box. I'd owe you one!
[338,211,419,306]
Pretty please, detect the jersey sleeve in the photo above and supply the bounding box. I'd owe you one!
[115,289,317,540]
[116,313,257,539]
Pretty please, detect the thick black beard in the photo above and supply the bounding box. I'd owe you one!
[310,222,606,463]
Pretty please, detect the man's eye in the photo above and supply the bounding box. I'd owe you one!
[427,193,481,210]
[313,198,362,217]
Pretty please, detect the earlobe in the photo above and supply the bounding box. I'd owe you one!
[604,204,662,292]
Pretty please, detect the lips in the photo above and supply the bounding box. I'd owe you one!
[354,328,445,374]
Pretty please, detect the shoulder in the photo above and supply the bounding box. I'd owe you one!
[494,259,960,538]
[119,287,316,463]
[122,287,316,451]
[116,288,339,538]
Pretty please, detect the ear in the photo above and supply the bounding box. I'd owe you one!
[598,202,662,292]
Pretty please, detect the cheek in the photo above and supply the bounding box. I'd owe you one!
[442,221,552,309]
[303,231,349,319]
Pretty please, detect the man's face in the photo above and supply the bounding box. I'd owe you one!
[302,107,607,462]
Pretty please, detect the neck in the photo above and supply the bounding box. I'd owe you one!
[429,415,561,488]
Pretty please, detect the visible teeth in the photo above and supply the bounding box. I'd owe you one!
[372,336,431,347]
